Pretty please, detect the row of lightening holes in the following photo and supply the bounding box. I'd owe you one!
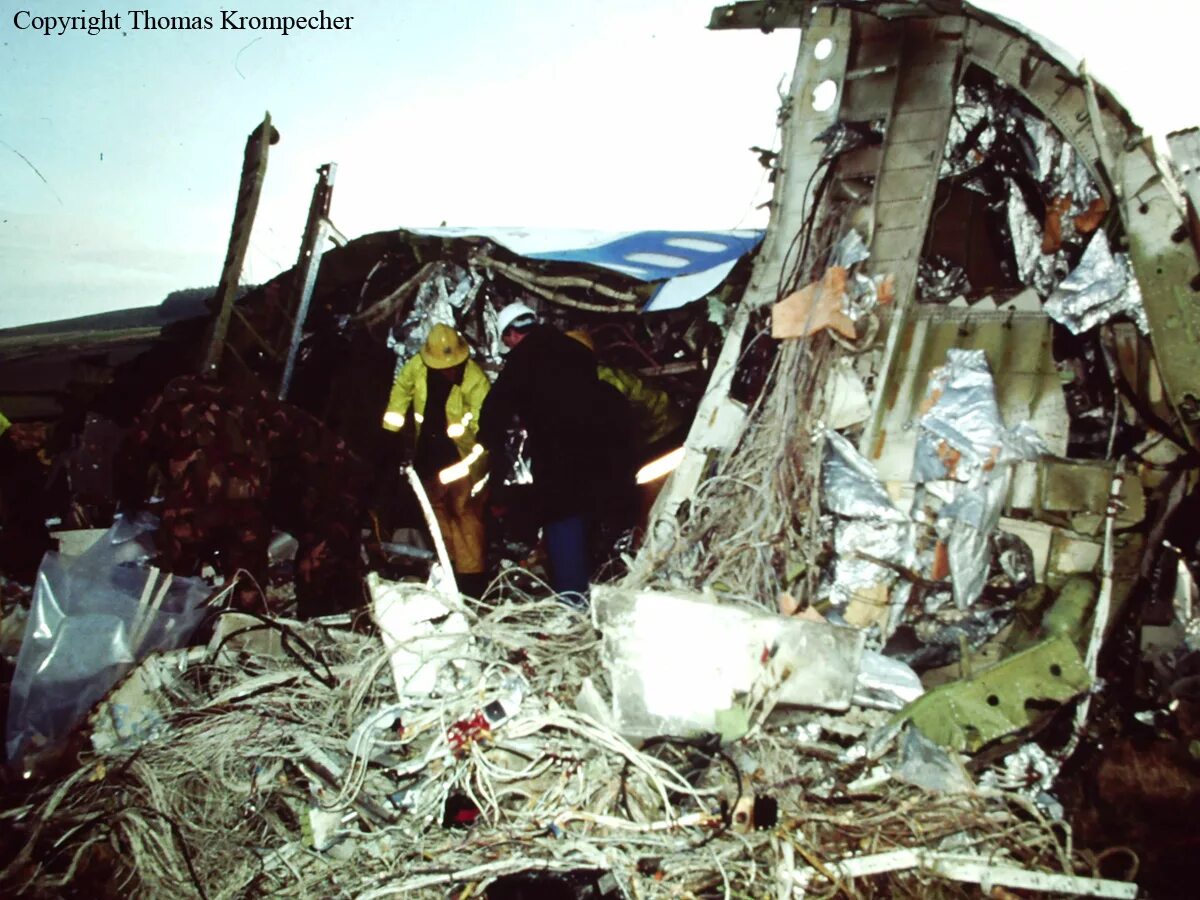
[984,663,1065,709]
[812,36,838,111]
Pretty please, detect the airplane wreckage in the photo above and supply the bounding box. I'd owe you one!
[2,0,1200,897]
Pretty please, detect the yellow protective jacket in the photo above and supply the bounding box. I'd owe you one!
[383,355,491,477]
[597,365,682,448]
[0,410,10,438]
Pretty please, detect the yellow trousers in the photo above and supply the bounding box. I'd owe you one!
[424,474,486,575]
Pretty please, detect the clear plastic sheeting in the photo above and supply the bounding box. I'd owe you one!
[893,725,974,794]
[853,650,925,711]
[5,514,211,768]
[1044,232,1151,336]
[830,229,871,270]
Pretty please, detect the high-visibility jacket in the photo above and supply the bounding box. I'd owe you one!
[0,410,10,438]
[383,355,491,479]
[596,365,682,448]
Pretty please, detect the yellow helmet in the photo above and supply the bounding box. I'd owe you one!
[420,323,469,369]
[565,329,595,352]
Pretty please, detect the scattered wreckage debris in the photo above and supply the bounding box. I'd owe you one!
[3,0,1200,897]
[0,583,1140,899]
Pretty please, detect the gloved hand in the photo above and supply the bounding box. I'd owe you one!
[382,426,413,466]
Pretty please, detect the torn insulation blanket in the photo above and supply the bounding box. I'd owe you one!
[912,349,1046,485]
[1044,231,1150,335]
[821,430,913,619]
[913,350,1046,610]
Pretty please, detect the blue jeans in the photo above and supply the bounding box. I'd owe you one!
[544,514,589,608]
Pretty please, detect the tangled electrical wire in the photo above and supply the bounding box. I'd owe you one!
[627,332,834,610]
[0,574,1116,900]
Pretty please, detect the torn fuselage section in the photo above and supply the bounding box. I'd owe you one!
[637,0,1200,837]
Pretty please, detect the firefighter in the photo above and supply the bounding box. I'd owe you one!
[478,303,634,606]
[565,328,687,546]
[382,323,490,598]
[565,328,684,462]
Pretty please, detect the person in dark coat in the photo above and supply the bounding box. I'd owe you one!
[477,303,635,605]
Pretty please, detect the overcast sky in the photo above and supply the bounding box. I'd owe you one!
[1,0,1197,329]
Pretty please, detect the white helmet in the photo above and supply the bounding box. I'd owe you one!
[496,302,537,337]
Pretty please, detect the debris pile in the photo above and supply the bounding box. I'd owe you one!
[3,1,1200,897]
[0,579,1136,898]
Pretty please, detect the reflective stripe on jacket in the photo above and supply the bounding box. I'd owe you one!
[596,365,681,448]
[384,355,491,472]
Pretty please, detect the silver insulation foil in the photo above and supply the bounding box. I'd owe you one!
[978,742,1063,818]
[941,78,1105,300]
[1044,231,1150,335]
[815,121,876,160]
[913,350,1047,485]
[846,273,892,322]
[821,431,913,614]
[940,83,998,180]
[917,255,972,303]
[387,261,485,371]
[939,470,1011,610]
[913,350,1046,609]
[822,430,907,522]
[832,517,915,611]
[830,229,870,269]
[941,483,1036,613]
[830,230,887,323]
[1025,114,1102,216]
[854,651,925,711]
[1005,178,1070,297]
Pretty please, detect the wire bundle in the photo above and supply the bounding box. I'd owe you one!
[1,583,1104,899]
[627,332,835,610]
